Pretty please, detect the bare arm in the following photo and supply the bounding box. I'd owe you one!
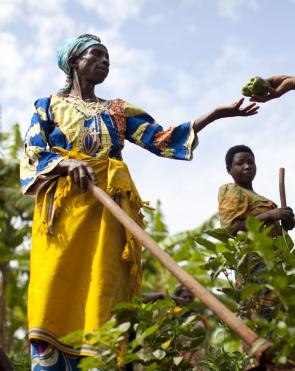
[141,292,165,302]
[257,207,294,225]
[233,207,295,233]
[193,98,259,133]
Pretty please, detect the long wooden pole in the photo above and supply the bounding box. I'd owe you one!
[0,348,13,371]
[89,183,271,358]
[279,167,287,207]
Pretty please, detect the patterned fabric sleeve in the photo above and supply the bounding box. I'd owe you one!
[218,183,249,234]
[123,101,198,160]
[20,97,64,195]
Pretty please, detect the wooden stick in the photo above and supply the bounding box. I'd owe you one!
[0,348,13,371]
[89,183,272,358]
[279,168,287,207]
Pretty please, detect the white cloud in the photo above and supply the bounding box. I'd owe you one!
[0,1,75,130]
[187,24,197,33]
[217,0,258,19]
[75,0,144,26]
[26,0,69,12]
[0,0,22,25]
[179,0,205,6]
[213,44,251,70]
[0,33,24,79]
[174,70,200,100]
[27,12,75,63]
[144,14,164,25]
[98,43,157,101]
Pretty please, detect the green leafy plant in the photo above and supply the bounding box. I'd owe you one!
[62,297,207,370]
[0,123,34,358]
[1,135,295,370]
[61,211,295,370]
[195,217,295,368]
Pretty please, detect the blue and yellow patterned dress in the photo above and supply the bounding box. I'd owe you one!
[20,94,197,356]
[21,95,196,194]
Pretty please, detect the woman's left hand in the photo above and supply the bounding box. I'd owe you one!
[216,98,259,118]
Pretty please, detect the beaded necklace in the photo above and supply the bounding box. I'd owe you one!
[65,94,109,119]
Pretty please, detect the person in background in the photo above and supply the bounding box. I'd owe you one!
[218,144,295,320]
[172,285,208,367]
[142,285,197,307]
[218,145,294,236]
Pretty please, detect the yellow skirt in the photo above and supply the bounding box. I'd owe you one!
[28,149,143,356]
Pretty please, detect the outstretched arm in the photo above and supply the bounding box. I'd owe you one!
[250,76,295,103]
[193,98,259,133]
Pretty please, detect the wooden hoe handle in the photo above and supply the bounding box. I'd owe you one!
[279,167,287,207]
[89,183,272,359]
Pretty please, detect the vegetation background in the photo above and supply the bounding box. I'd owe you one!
[1,125,295,370]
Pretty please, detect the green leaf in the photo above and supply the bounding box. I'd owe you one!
[161,338,172,349]
[206,228,231,243]
[144,324,159,337]
[152,349,166,360]
[60,330,84,345]
[195,237,217,252]
[240,284,262,301]
[246,215,264,232]
[173,356,183,365]
[117,322,131,332]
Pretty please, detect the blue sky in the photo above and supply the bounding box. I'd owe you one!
[1,0,295,235]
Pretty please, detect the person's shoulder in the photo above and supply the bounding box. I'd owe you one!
[218,183,246,200]
[218,183,237,194]
[109,98,126,108]
[34,96,52,109]
[110,98,125,104]
[110,99,146,116]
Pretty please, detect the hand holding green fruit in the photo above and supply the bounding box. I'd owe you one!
[249,75,295,103]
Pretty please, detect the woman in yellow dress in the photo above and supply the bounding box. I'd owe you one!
[21,34,259,369]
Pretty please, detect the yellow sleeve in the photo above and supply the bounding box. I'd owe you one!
[218,183,249,234]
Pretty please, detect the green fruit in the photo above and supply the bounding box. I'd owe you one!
[242,85,252,97]
[241,76,271,97]
[251,76,271,96]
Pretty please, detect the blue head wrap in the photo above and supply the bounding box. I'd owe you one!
[57,34,102,93]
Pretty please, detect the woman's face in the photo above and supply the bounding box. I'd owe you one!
[73,44,110,84]
[229,152,256,186]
